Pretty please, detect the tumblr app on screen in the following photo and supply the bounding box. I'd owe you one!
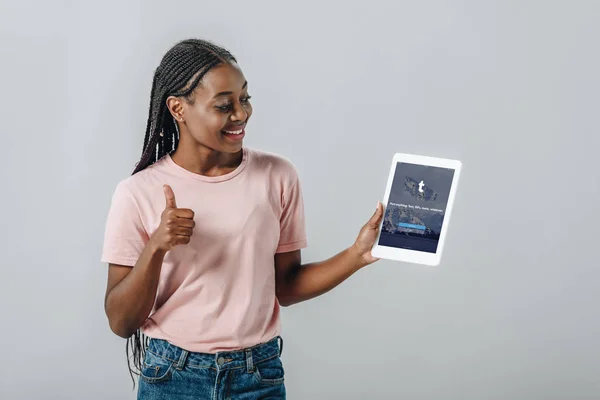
[378,163,455,253]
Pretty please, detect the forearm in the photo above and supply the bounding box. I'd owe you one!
[105,240,166,337]
[279,246,366,306]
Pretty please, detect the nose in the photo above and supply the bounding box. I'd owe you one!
[230,102,248,122]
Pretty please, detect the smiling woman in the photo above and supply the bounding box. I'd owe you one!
[101,38,383,400]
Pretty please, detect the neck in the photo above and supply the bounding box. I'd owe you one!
[171,143,243,177]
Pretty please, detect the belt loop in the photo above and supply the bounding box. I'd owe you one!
[175,348,189,371]
[245,348,254,373]
[277,335,283,357]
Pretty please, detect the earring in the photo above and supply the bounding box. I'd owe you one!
[173,118,180,138]
[159,132,164,137]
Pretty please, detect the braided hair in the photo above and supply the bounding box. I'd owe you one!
[132,38,237,175]
[126,38,236,389]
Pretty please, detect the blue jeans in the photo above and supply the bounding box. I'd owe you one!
[137,336,286,399]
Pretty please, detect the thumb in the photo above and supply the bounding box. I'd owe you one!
[368,202,384,228]
[163,184,177,209]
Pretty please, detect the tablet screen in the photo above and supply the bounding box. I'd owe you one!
[378,162,455,253]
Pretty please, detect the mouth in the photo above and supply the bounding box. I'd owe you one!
[221,124,246,141]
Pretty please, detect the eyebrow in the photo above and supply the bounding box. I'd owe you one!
[213,81,248,98]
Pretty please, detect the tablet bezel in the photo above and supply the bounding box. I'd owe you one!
[371,153,462,266]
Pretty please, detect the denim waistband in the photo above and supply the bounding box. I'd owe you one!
[145,336,283,372]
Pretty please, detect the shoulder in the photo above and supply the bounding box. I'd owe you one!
[110,157,168,200]
[248,147,300,181]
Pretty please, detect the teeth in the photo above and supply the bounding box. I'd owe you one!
[223,128,243,135]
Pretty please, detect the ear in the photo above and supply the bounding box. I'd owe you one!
[166,96,184,121]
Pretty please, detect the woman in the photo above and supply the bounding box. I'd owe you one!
[102,38,383,399]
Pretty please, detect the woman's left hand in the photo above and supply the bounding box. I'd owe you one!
[351,202,384,266]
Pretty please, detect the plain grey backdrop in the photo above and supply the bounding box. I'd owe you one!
[1,0,599,399]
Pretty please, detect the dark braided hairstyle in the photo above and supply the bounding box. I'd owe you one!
[132,38,237,175]
[126,38,236,389]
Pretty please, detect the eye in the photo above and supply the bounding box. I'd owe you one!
[215,96,251,112]
[215,103,232,112]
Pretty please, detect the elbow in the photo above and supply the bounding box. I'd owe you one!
[276,279,299,307]
[106,308,137,338]
[111,323,134,339]
[105,297,139,338]
[276,288,289,307]
[278,299,291,307]
[276,293,296,307]
[108,317,135,339]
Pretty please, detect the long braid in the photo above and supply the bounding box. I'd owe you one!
[125,38,236,390]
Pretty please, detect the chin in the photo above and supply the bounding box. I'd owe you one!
[219,136,245,152]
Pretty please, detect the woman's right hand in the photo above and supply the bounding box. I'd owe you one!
[150,184,195,253]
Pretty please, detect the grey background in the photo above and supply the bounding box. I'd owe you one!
[1,0,599,399]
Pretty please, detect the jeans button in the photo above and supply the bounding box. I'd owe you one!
[217,356,225,366]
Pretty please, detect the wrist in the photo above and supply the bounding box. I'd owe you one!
[147,237,168,258]
[348,243,368,270]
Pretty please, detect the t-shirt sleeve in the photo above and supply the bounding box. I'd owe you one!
[276,165,308,253]
[101,181,149,266]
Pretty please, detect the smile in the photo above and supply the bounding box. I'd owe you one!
[222,128,244,135]
[221,125,246,141]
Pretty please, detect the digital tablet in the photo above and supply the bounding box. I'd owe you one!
[371,153,462,266]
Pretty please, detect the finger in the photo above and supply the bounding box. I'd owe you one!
[175,218,195,229]
[172,208,195,219]
[368,202,384,228]
[164,185,177,209]
[173,227,194,236]
[175,235,191,245]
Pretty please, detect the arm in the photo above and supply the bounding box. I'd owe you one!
[104,242,166,338]
[104,184,194,338]
[275,202,383,307]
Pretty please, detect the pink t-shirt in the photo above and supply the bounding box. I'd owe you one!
[101,147,307,353]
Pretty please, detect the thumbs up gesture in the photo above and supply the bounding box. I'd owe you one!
[150,185,195,252]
